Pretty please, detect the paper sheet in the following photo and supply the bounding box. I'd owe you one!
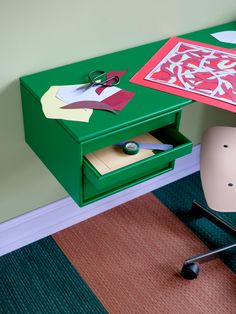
[130,37,236,113]
[41,85,93,122]
[85,133,162,175]
[56,84,121,104]
[61,100,116,113]
[211,31,236,44]
[95,70,127,95]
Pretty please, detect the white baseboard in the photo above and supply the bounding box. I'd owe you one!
[0,145,200,257]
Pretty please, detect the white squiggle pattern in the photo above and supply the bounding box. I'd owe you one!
[145,42,236,105]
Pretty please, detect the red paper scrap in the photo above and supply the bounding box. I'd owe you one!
[96,70,128,95]
[61,100,117,113]
[102,90,135,111]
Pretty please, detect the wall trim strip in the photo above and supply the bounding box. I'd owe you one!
[0,145,200,256]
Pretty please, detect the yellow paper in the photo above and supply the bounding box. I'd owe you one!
[85,133,163,175]
[40,85,93,122]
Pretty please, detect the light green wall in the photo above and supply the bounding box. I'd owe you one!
[180,102,236,144]
[0,1,236,223]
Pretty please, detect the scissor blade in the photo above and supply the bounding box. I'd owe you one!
[75,83,91,95]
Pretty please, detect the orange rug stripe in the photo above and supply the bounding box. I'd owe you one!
[53,193,236,313]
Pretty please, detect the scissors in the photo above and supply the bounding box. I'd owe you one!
[80,70,120,93]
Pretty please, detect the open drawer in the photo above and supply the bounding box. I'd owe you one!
[83,125,192,190]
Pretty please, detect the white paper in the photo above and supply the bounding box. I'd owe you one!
[211,31,236,44]
[56,84,121,104]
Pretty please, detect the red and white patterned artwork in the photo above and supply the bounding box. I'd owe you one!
[130,37,236,112]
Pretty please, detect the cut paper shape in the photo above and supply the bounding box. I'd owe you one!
[107,70,128,78]
[130,37,236,113]
[56,84,121,104]
[102,90,135,111]
[61,100,117,113]
[85,133,162,175]
[211,31,236,44]
[41,85,93,122]
[57,79,135,112]
[96,70,128,95]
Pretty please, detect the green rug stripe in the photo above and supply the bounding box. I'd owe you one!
[153,172,236,273]
[0,237,107,314]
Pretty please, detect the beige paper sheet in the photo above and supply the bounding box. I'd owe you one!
[40,85,93,122]
[85,133,162,175]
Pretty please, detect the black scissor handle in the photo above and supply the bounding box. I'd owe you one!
[88,70,120,87]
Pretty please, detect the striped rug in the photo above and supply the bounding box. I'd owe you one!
[0,237,107,313]
[153,172,236,273]
[53,193,236,313]
[1,173,236,313]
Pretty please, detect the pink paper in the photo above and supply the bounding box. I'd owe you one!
[130,37,236,113]
[96,70,128,95]
[102,90,135,111]
[61,100,116,113]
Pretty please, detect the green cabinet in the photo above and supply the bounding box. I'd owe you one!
[20,21,236,206]
[20,34,198,206]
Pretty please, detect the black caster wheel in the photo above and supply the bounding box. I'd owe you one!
[180,262,200,280]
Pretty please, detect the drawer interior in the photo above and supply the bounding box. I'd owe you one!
[82,125,192,202]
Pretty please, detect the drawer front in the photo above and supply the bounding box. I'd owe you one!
[83,161,174,203]
[83,126,192,191]
[82,108,181,155]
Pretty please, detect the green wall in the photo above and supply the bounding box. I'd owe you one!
[0,1,236,223]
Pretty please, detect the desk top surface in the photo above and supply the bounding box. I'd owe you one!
[21,21,236,142]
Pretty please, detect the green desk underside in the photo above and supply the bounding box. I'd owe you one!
[20,22,236,143]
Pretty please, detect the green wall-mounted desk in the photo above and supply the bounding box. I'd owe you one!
[20,21,235,206]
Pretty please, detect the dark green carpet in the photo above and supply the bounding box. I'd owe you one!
[153,171,236,272]
[0,237,107,314]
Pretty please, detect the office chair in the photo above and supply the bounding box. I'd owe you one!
[180,126,236,280]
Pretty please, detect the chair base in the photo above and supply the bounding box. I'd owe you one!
[181,201,236,280]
